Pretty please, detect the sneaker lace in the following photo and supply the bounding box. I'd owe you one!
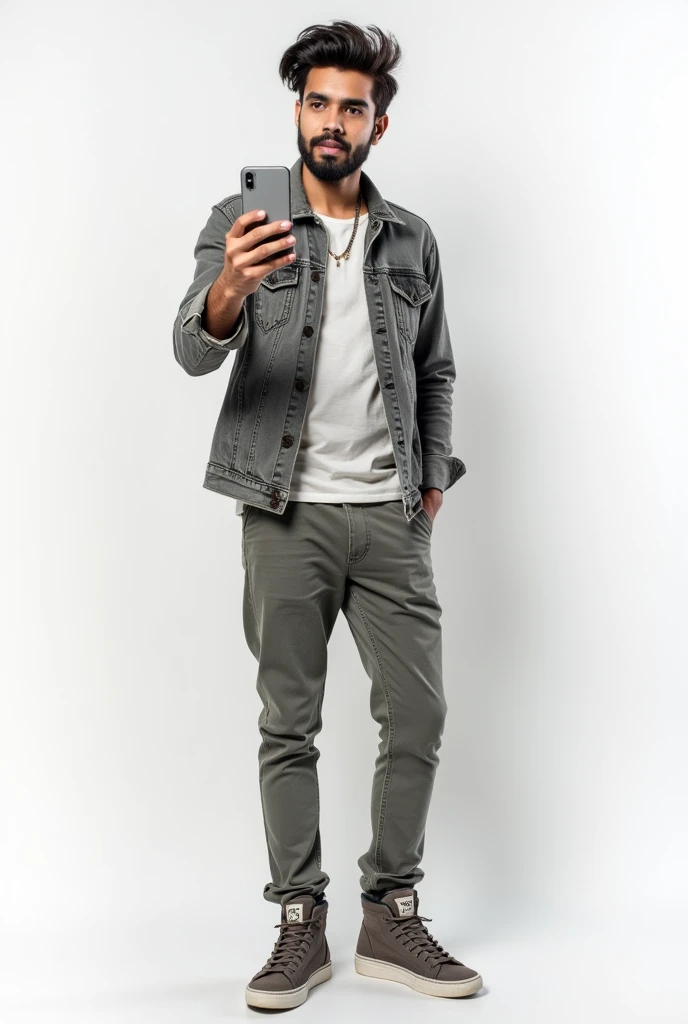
[387,913,463,966]
[262,913,319,974]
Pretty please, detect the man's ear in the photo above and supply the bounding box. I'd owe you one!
[372,113,389,145]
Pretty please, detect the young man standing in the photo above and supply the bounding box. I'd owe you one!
[173,19,481,1010]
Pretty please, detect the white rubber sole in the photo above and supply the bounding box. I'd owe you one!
[354,952,482,998]
[245,960,332,1009]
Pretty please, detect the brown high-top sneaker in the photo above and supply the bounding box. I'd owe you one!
[245,894,332,1009]
[355,887,482,998]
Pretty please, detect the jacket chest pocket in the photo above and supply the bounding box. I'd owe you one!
[388,273,432,346]
[254,264,300,333]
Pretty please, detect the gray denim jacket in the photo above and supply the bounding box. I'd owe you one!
[172,156,466,522]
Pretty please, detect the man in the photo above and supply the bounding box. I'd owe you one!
[173,19,481,1010]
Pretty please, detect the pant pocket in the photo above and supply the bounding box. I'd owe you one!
[241,505,254,569]
[418,506,434,530]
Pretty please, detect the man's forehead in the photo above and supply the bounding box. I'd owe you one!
[302,88,371,108]
[302,68,373,97]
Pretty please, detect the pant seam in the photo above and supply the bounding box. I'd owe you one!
[351,507,372,563]
[350,586,396,878]
[344,504,354,564]
[313,676,327,870]
[242,515,260,627]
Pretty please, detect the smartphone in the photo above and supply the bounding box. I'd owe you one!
[240,165,294,265]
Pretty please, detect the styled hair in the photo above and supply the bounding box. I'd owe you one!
[278,20,402,119]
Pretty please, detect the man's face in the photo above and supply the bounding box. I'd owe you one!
[295,66,385,183]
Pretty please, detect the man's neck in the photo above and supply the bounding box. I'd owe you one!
[301,163,368,219]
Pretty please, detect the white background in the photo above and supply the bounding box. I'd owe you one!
[2,1,687,1020]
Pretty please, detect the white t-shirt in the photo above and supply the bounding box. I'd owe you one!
[235,210,402,514]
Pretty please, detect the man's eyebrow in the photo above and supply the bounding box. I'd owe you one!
[304,91,370,109]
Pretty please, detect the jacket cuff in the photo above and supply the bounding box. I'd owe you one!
[421,453,467,492]
[181,281,248,351]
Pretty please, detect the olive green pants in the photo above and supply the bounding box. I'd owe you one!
[240,498,448,905]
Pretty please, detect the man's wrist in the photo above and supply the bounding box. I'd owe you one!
[217,272,239,302]
[203,274,246,340]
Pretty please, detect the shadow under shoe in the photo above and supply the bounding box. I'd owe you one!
[355,887,483,998]
[245,895,332,1010]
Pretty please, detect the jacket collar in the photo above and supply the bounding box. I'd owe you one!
[289,156,405,225]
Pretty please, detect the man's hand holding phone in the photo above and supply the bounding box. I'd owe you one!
[222,210,296,299]
[202,210,296,340]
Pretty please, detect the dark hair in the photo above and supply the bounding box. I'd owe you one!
[279,20,402,119]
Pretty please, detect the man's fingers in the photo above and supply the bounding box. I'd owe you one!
[234,241,296,275]
[235,247,296,280]
[230,212,293,247]
[243,233,295,266]
[227,209,269,237]
[236,253,296,285]
[224,211,296,295]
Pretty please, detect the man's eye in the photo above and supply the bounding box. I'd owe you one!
[311,102,362,115]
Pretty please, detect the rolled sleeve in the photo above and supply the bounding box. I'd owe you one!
[420,452,466,492]
[181,279,249,351]
[173,202,249,376]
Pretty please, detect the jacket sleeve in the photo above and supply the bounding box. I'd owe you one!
[173,203,249,377]
[413,231,467,492]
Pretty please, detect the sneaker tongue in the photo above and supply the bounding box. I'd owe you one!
[379,887,418,918]
[281,895,317,924]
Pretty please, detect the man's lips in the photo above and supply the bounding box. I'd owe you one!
[315,141,344,151]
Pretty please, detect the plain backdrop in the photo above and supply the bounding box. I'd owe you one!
[1,1,687,1021]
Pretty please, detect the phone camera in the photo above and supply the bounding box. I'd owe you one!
[245,172,254,190]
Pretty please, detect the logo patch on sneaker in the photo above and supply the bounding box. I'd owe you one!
[394,895,415,917]
[285,903,304,922]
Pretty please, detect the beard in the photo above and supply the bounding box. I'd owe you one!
[297,121,376,182]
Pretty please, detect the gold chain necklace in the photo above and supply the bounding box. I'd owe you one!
[326,191,364,267]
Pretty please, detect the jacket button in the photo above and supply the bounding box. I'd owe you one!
[295,379,308,392]
[270,498,279,509]
[281,434,294,448]
[303,325,314,337]
[311,271,320,282]
[385,381,395,389]
[371,219,379,228]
